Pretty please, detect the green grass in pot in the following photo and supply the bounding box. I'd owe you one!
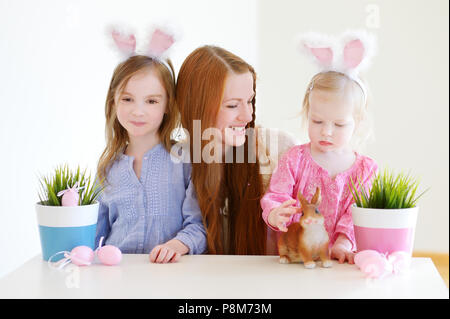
[349,168,428,209]
[38,164,104,206]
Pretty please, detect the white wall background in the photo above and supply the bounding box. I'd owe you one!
[0,0,448,278]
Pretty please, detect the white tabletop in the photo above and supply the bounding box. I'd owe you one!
[0,254,448,299]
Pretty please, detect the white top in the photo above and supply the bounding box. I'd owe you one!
[0,254,447,299]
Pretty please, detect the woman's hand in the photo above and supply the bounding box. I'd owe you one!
[149,239,189,263]
[330,234,355,264]
[267,199,301,232]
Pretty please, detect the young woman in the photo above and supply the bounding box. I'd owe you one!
[176,45,298,255]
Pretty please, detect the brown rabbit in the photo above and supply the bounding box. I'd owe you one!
[278,187,332,269]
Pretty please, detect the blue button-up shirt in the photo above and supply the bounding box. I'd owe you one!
[95,143,207,255]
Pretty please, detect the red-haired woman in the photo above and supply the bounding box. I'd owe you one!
[176,46,298,255]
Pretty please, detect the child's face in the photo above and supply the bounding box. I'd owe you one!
[308,88,356,153]
[116,67,167,140]
[215,71,254,148]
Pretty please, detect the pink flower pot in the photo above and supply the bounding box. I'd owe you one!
[351,206,418,256]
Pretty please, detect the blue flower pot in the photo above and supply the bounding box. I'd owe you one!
[35,202,99,261]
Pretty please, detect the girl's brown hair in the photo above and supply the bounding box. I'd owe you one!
[176,46,266,255]
[97,55,178,183]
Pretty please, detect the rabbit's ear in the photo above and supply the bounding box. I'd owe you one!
[146,27,175,58]
[109,27,136,57]
[311,187,321,206]
[297,32,334,68]
[297,191,309,209]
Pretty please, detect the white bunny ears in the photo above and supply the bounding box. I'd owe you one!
[297,30,377,102]
[107,24,176,76]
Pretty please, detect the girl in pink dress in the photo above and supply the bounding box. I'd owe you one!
[261,31,378,264]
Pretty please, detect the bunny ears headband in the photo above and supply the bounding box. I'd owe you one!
[108,25,176,77]
[297,30,376,103]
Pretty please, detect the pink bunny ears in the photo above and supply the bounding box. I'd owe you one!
[297,30,376,78]
[297,30,376,102]
[107,25,176,75]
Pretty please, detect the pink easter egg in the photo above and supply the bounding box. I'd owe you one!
[62,191,79,206]
[70,246,94,266]
[354,250,381,268]
[97,245,122,266]
[360,255,389,278]
[388,251,411,274]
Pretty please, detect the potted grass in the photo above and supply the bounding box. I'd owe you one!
[349,169,427,256]
[36,164,103,261]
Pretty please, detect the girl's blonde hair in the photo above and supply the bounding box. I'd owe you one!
[97,55,178,183]
[300,71,373,150]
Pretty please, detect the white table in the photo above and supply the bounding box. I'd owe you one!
[0,254,448,299]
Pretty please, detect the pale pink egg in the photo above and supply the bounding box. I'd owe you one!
[70,246,94,266]
[388,251,411,274]
[359,255,389,278]
[354,250,381,268]
[97,245,122,266]
[61,191,79,206]
[355,250,392,278]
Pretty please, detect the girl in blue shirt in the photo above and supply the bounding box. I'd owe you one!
[95,28,207,263]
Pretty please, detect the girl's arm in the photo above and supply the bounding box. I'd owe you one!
[333,158,379,250]
[261,146,302,231]
[94,201,111,248]
[172,179,207,255]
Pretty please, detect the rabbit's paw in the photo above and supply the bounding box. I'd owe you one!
[304,261,316,269]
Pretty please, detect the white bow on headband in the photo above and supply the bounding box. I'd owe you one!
[296,30,377,102]
[107,24,177,75]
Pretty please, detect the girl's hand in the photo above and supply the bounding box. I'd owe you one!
[330,234,355,264]
[267,199,302,232]
[149,239,189,263]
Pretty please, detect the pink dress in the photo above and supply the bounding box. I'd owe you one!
[261,143,378,251]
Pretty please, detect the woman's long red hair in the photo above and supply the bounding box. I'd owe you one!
[176,46,266,255]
